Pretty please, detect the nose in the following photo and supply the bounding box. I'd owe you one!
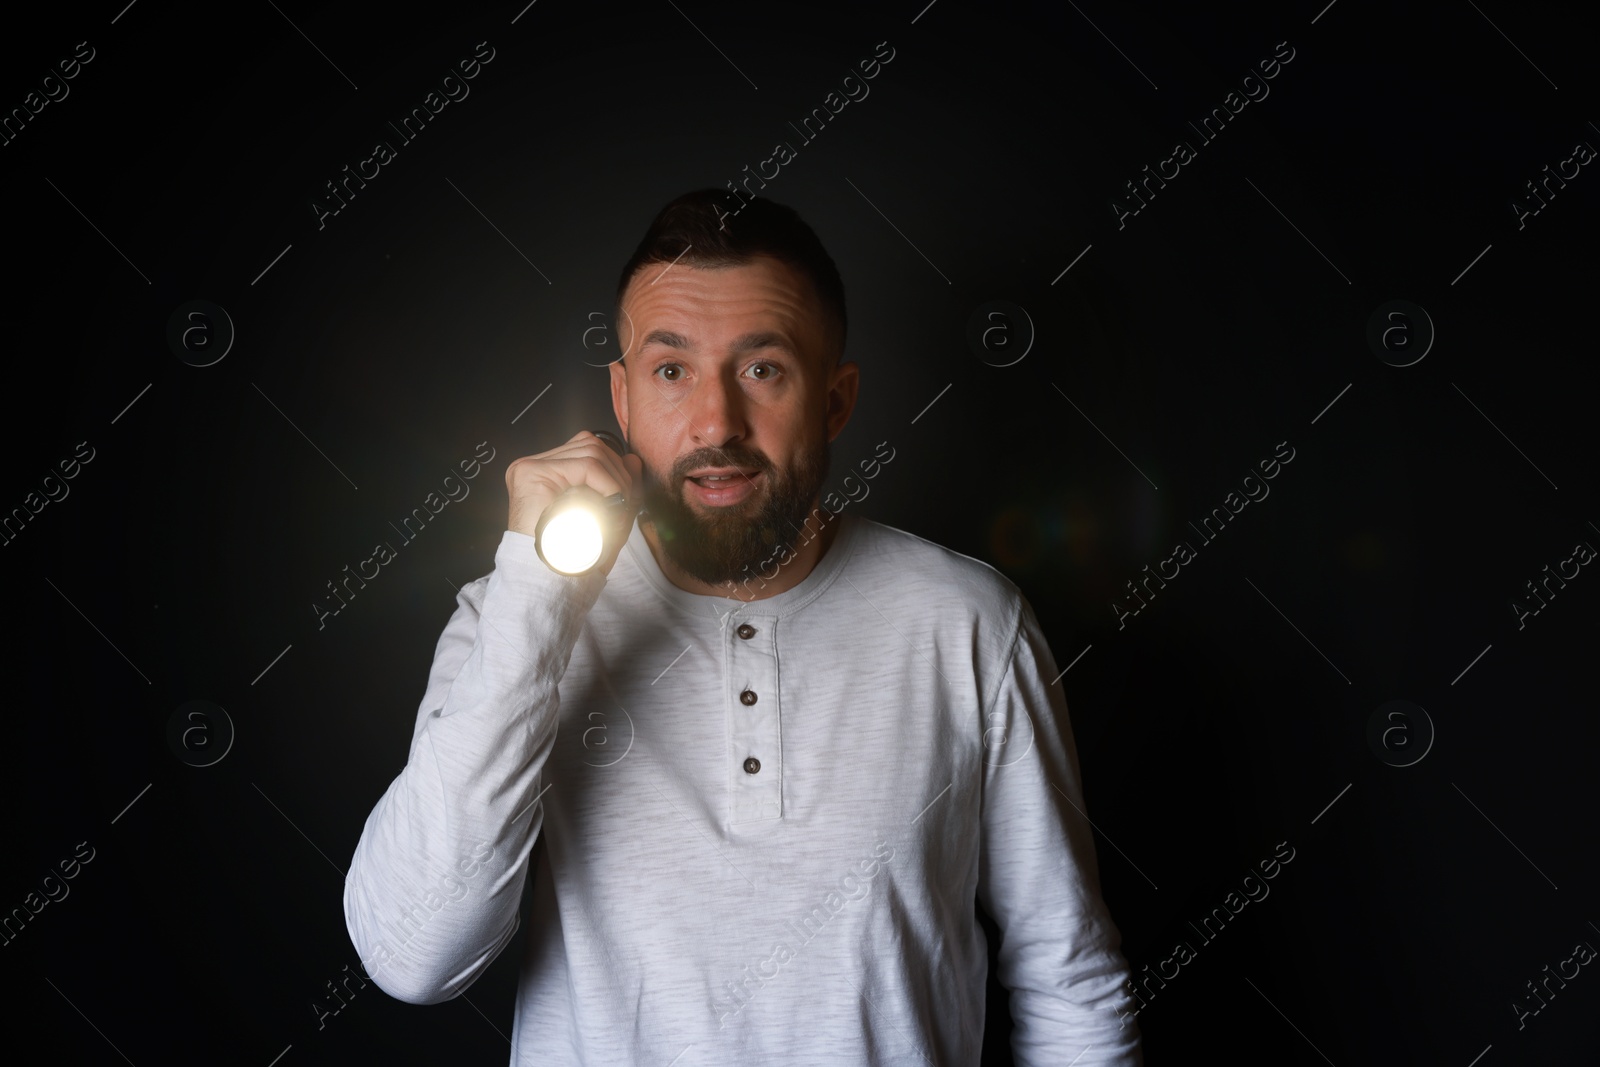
[686,365,748,452]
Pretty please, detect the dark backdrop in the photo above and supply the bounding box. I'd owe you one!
[3,0,1595,1063]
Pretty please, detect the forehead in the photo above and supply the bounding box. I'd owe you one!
[620,256,823,346]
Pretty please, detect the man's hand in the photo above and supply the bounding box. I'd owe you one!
[505,431,645,577]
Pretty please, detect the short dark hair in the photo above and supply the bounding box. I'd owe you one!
[614,189,847,365]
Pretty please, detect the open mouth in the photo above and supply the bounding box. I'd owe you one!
[685,470,762,505]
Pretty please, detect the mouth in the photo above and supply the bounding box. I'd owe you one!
[684,469,763,506]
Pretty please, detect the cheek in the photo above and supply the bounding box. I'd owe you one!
[631,419,684,476]
[643,455,678,491]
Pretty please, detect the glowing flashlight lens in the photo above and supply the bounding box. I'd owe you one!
[540,505,606,575]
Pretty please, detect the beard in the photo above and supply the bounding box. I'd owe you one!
[638,435,831,587]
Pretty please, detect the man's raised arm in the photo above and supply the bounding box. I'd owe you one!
[342,431,641,1004]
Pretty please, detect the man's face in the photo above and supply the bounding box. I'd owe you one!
[609,256,857,587]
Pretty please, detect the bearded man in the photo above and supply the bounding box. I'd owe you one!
[344,188,1144,1066]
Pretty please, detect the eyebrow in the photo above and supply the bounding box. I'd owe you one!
[637,330,797,358]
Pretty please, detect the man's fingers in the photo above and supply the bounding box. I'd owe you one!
[504,431,640,540]
[553,432,631,493]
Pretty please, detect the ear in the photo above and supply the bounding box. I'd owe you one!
[610,359,630,438]
[824,359,859,442]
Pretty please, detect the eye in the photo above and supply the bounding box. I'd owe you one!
[747,362,779,381]
[654,363,684,382]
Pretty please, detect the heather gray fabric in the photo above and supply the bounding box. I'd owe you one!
[345,511,1142,1065]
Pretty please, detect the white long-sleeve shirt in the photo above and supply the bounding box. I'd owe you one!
[344,510,1143,1065]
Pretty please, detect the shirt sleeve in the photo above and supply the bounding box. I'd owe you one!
[977,592,1145,1066]
[343,529,604,1005]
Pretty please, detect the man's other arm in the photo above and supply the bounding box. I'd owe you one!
[342,529,603,1004]
[977,593,1144,1065]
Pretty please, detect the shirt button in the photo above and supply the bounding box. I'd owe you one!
[737,623,756,639]
[739,689,758,706]
[743,757,761,774]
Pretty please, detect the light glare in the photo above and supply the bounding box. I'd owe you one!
[541,506,605,575]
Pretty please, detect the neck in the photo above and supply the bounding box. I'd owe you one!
[639,506,842,601]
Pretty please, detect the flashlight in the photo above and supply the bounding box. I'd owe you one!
[534,430,641,576]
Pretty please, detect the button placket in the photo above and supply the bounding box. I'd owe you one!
[728,617,781,821]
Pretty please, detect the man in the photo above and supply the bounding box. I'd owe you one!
[344,188,1144,1064]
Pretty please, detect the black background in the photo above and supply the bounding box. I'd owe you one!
[2,0,1596,1063]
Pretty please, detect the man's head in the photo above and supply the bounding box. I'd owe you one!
[609,189,859,588]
